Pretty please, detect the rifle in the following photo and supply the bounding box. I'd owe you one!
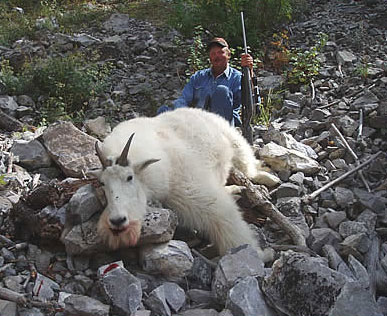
[240,11,255,145]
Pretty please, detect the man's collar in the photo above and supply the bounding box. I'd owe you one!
[209,64,231,79]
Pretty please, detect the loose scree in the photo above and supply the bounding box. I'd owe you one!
[95,108,275,259]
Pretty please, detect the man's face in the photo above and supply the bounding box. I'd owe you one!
[209,45,230,70]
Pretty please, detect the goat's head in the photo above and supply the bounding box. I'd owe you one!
[95,133,160,250]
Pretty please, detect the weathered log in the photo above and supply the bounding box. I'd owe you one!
[229,168,306,247]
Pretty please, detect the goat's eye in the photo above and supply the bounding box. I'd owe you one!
[100,181,105,186]
[127,175,133,182]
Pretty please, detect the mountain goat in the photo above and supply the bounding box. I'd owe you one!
[95,108,277,259]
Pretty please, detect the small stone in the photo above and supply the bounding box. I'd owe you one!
[65,184,104,227]
[338,221,368,239]
[227,276,276,316]
[144,282,186,315]
[64,294,110,316]
[328,281,382,316]
[187,289,216,307]
[140,240,194,279]
[0,300,17,316]
[139,207,178,245]
[212,244,264,303]
[98,261,142,316]
[10,139,52,170]
[339,233,371,258]
[336,50,357,65]
[308,228,342,254]
[323,211,347,230]
[175,308,219,316]
[333,187,354,208]
[33,273,60,301]
[274,182,302,199]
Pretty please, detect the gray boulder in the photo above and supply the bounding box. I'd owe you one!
[262,251,347,316]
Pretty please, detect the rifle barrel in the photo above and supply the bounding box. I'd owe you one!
[240,12,248,54]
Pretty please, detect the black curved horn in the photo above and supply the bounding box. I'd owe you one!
[116,133,135,166]
[95,141,112,169]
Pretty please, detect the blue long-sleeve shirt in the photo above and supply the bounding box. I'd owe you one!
[173,65,242,124]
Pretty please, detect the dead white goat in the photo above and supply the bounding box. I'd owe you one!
[95,108,278,259]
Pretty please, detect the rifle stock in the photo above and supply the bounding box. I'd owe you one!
[241,67,254,144]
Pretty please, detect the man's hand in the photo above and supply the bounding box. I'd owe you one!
[241,53,254,70]
[241,53,254,79]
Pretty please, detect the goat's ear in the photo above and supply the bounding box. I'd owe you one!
[85,168,103,179]
[134,159,160,174]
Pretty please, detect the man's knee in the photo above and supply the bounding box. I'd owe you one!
[213,85,231,99]
[157,105,171,115]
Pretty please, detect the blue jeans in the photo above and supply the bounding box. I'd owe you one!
[157,85,241,127]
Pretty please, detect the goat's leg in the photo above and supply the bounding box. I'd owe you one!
[230,134,280,187]
[169,184,264,258]
[201,191,274,262]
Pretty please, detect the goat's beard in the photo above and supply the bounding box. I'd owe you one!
[97,211,142,250]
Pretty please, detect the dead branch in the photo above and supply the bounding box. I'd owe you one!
[310,80,315,100]
[7,152,14,173]
[357,109,363,141]
[229,168,306,247]
[0,286,59,309]
[364,233,380,298]
[303,151,383,204]
[320,99,341,109]
[318,82,377,110]
[271,244,316,255]
[331,123,370,192]
[338,64,344,77]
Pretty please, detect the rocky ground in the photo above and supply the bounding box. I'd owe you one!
[0,0,386,315]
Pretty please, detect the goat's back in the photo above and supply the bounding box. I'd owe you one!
[101,108,246,188]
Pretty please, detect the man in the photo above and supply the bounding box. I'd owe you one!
[157,37,254,127]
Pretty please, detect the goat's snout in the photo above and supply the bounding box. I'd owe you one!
[109,216,127,227]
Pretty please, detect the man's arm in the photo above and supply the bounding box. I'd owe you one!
[173,75,196,109]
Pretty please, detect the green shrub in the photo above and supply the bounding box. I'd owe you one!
[253,88,284,127]
[0,53,114,123]
[0,4,35,46]
[0,60,26,95]
[185,26,209,77]
[57,3,111,33]
[0,0,112,45]
[169,0,309,49]
[355,57,370,80]
[286,32,328,88]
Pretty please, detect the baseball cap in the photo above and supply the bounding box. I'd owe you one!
[208,37,229,50]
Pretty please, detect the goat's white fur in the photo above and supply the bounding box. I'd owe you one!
[96,108,276,258]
